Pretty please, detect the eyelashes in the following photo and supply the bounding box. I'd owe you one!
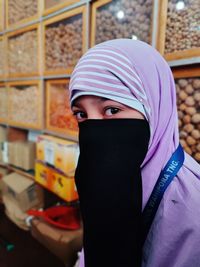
[72,106,122,122]
[104,107,121,116]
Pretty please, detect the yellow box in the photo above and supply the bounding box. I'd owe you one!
[35,161,78,202]
[51,171,78,202]
[35,161,51,188]
[55,143,79,177]
[36,135,79,176]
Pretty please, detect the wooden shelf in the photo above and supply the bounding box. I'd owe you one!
[172,65,200,79]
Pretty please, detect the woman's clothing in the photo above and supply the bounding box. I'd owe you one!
[69,39,200,267]
[75,119,150,267]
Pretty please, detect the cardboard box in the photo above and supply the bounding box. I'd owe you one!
[0,166,8,177]
[51,171,78,202]
[55,143,79,177]
[35,161,78,202]
[8,141,36,170]
[3,194,30,231]
[36,135,79,176]
[35,161,52,188]
[2,172,43,212]
[31,218,83,266]
[7,127,27,142]
[0,166,8,201]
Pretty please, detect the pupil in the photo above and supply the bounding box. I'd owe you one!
[111,108,118,114]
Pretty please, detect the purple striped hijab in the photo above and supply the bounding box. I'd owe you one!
[69,39,200,267]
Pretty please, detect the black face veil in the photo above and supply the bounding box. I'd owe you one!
[75,119,150,267]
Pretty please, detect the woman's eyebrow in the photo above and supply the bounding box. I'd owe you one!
[72,97,108,108]
[72,103,81,109]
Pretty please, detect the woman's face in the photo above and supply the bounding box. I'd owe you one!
[72,95,145,122]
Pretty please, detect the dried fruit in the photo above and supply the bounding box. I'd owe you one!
[48,83,78,132]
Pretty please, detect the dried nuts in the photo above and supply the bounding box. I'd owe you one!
[176,78,200,162]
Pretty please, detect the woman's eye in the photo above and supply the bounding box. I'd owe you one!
[104,107,120,116]
[73,111,86,121]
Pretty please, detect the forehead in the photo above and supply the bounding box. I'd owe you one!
[72,95,111,107]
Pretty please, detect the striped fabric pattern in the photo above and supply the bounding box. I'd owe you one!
[69,43,150,118]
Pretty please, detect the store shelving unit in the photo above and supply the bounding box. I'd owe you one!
[0,0,90,201]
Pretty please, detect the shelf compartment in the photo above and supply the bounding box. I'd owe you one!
[156,0,200,61]
[6,0,40,29]
[43,5,87,75]
[7,80,43,130]
[91,0,154,46]
[173,67,200,163]
[7,24,41,78]
[46,79,78,139]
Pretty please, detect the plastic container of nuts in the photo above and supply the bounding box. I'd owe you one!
[6,0,39,29]
[7,24,40,77]
[46,79,78,139]
[173,67,200,163]
[43,5,87,75]
[0,84,8,123]
[157,0,200,61]
[8,81,43,129]
[91,0,153,46]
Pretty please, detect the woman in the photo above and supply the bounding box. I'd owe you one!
[69,39,200,267]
